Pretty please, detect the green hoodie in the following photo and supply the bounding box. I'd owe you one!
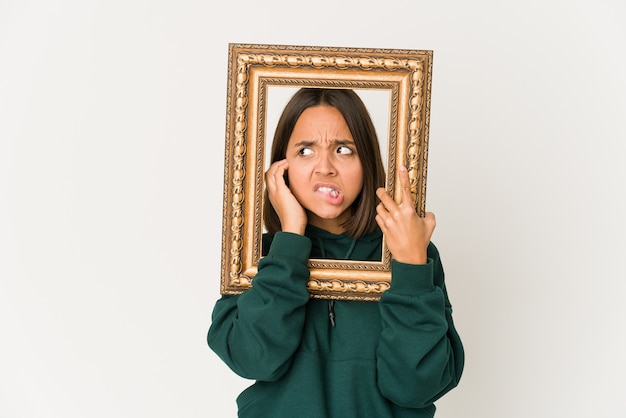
[208,225,464,417]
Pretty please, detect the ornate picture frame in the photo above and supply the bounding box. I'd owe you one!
[220,43,433,301]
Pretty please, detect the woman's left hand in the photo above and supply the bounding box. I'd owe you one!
[375,166,436,265]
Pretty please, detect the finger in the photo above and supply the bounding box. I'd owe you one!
[376,201,389,218]
[376,201,399,230]
[376,187,397,211]
[266,160,287,187]
[397,166,412,205]
[273,160,287,180]
[375,214,389,235]
[268,159,287,176]
[375,216,392,235]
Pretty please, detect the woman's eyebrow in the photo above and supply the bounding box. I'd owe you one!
[333,139,356,146]
[293,140,315,148]
[292,139,355,147]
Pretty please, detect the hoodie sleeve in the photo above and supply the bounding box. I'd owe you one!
[207,232,312,382]
[376,242,464,408]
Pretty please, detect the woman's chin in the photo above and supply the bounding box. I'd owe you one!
[306,208,350,228]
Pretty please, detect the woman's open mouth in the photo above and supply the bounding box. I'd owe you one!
[315,185,344,204]
[317,186,339,198]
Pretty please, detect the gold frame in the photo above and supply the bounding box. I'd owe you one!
[220,43,433,301]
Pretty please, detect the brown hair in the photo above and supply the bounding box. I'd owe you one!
[263,88,386,238]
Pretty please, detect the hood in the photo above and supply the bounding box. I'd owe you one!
[305,225,382,262]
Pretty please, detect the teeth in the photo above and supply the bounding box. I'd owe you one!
[318,186,339,197]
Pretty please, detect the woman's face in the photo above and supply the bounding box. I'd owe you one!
[285,105,364,234]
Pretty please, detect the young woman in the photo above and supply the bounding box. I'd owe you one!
[208,88,464,417]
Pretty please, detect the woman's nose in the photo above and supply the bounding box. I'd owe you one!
[314,152,336,175]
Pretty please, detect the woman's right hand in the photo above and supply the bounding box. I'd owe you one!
[265,159,307,235]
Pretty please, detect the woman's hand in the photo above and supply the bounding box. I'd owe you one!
[265,159,307,235]
[375,166,436,265]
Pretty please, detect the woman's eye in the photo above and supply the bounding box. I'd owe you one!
[336,145,353,155]
[298,147,313,156]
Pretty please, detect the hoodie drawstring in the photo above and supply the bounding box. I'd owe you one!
[322,237,358,328]
[328,300,336,327]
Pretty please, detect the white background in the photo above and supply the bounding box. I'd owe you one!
[1,1,625,417]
